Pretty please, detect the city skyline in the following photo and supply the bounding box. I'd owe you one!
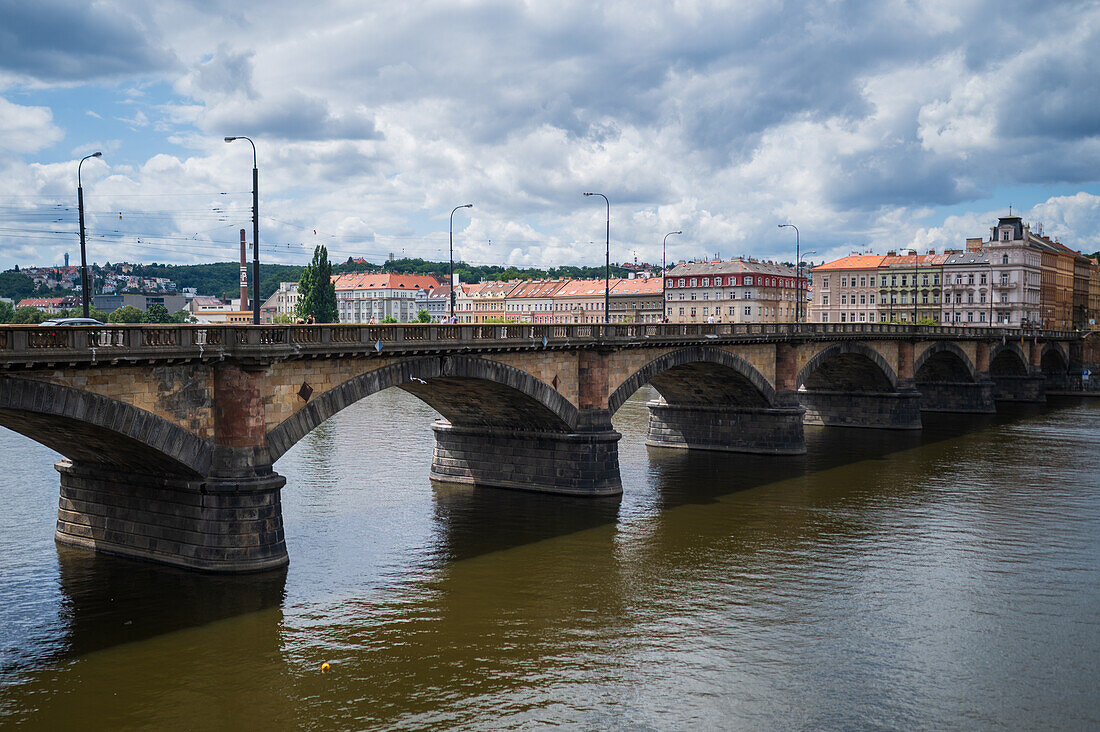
[2,1,1099,274]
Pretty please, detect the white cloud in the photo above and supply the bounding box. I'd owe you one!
[0,96,63,153]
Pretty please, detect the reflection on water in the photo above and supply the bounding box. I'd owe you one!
[1,387,1098,729]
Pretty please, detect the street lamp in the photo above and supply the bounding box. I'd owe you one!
[583,192,610,324]
[778,223,800,322]
[798,249,816,324]
[224,136,260,324]
[77,152,102,318]
[449,204,473,322]
[662,231,682,323]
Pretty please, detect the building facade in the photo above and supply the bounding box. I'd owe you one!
[664,259,803,324]
[809,255,885,324]
[333,273,440,323]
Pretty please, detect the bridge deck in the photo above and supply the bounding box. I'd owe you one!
[0,323,1080,368]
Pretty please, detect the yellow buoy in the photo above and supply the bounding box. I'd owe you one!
[321,662,330,674]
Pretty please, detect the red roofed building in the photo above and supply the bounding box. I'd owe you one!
[553,278,622,324]
[504,279,568,323]
[609,275,664,323]
[810,255,886,324]
[332,272,440,323]
[16,296,80,314]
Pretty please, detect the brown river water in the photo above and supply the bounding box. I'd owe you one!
[1,387,1098,730]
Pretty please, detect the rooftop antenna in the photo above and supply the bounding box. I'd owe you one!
[1009,204,1013,216]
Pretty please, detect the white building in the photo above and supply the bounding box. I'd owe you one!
[333,272,440,323]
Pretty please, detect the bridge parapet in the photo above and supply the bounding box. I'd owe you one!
[0,323,1080,368]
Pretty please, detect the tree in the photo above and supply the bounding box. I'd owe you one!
[169,310,195,323]
[108,305,144,323]
[141,304,172,323]
[12,307,47,324]
[381,316,398,323]
[0,301,14,323]
[296,245,339,323]
[416,309,431,323]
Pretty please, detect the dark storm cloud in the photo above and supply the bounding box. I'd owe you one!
[0,0,175,81]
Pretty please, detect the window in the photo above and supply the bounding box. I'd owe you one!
[701,278,709,287]
[1001,293,1008,303]
[1001,273,1009,285]
[1001,230,1008,241]
[922,295,928,304]
[881,313,888,322]
[729,307,735,315]
[679,293,685,300]
[703,292,709,300]
[980,294,986,304]
[745,277,754,286]
[860,276,867,287]
[860,294,866,305]
[901,293,908,304]
[821,313,829,322]
[956,274,963,284]
[822,295,829,305]
[1002,254,1009,265]
[730,292,737,299]
[922,275,928,286]
[870,276,876,287]
[979,312,986,322]
[690,307,696,316]
[859,312,866,322]
[744,306,751,315]
[690,278,697,287]
[841,276,848,287]
[679,307,684,315]
[822,277,829,288]
[967,294,974,304]
[967,312,974,322]
[955,294,962,304]
[890,295,897,304]
[840,294,847,305]
[901,275,908,287]
[891,275,897,286]
[840,312,846,322]
[870,294,876,304]
[702,307,708,316]
[980,273,987,285]
[678,278,685,287]
[690,293,696,300]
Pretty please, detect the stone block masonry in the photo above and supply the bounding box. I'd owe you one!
[645,400,806,454]
[54,460,288,572]
[917,381,996,413]
[799,389,922,430]
[430,421,622,496]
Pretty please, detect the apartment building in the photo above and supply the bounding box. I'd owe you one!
[609,276,663,323]
[504,279,567,323]
[333,272,440,323]
[809,255,885,324]
[664,259,802,323]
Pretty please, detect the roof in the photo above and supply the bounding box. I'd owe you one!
[332,272,440,291]
[191,296,223,306]
[812,255,886,271]
[610,276,663,295]
[943,252,990,266]
[17,297,71,308]
[506,279,568,298]
[470,280,519,297]
[666,258,798,277]
[555,278,623,297]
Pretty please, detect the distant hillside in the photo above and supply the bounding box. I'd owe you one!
[131,262,306,301]
[334,257,633,284]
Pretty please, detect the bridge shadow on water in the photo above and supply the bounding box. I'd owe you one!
[30,396,1074,668]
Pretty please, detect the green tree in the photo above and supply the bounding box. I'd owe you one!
[141,304,172,323]
[0,301,14,323]
[381,316,398,323]
[169,310,195,323]
[415,309,432,323]
[12,307,47,324]
[108,305,144,323]
[296,245,339,322]
[272,313,297,324]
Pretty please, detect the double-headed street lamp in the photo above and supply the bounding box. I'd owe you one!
[77,152,102,317]
[778,223,800,322]
[224,136,260,324]
[583,192,610,324]
[662,230,682,322]
[449,204,473,322]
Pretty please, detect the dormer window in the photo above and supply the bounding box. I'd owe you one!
[1001,230,1009,241]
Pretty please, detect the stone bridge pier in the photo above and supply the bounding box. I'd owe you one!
[796,342,922,429]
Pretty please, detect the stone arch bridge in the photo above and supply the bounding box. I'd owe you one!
[0,322,1080,572]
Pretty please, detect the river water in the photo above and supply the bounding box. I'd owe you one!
[1,387,1098,730]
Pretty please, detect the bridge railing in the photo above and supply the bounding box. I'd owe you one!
[0,322,1082,364]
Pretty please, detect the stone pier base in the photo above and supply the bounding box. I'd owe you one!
[54,460,288,573]
[992,375,1046,403]
[798,389,923,429]
[917,380,996,413]
[644,400,806,454]
[430,421,622,496]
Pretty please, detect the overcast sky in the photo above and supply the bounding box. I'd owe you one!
[1,0,1098,273]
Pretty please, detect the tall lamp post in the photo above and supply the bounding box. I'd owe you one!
[798,250,816,324]
[449,203,473,322]
[77,152,102,317]
[583,192,610,324]
[224,136,260,324]
[778,223,800,322]
[662,230,682,322]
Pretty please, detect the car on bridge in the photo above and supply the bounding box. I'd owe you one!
[39,317,103,326]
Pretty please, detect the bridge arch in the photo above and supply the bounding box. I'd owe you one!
[989,343,1029,376]
[266,356,579,463]
[914,342,976,383]
[1041,343,1068,371]
[607,346,776,416]
[0,376,209,477]
[798,342,897,392]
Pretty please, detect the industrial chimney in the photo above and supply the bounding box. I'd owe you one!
[239,229,249,309]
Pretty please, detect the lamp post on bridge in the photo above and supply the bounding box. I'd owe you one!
[449,204,473,323]
[583,192,610,325]
[77,152,102,318]
[662,230,682,323]
[224,136,260,324]
[778,223,800,322]
[798,250,816,324]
